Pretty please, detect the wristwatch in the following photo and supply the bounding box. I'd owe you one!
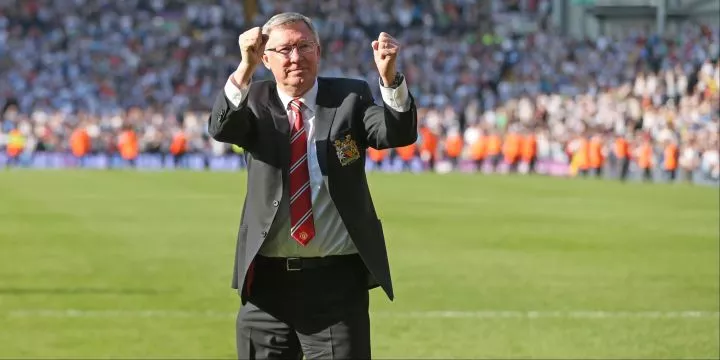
[383,72,404,89]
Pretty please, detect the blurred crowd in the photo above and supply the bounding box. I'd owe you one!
[0,0,718,183]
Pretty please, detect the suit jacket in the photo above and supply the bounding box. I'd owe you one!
[208,77,418,302]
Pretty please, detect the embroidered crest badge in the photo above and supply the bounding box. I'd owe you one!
[333,134,361,166]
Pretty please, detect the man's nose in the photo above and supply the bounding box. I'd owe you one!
[288,47,302,62]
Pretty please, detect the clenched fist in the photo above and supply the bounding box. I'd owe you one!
[371,32,400,86]
[232,27,269,88]
[238,27,269,70]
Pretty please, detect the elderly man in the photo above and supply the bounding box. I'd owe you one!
[208,12,417,359]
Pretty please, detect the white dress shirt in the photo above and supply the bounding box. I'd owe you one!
[224,73,411,257]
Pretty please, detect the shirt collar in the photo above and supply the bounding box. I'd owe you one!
[276,80,318,113]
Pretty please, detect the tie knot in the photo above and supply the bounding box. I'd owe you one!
[289,99,304,112]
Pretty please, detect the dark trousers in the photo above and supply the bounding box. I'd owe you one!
[172,153,186,168]
[665,168,677,181]
[593,166,603,178]
[505,157,519,173]
[474,158,485,172]
[641,167,653,182]
[490,154,501,172]
[526,156,537,174]
[618,158,630,181]
[447,156,458,169]
[237,254,370,359]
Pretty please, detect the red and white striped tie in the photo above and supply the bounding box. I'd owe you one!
[288,99,315,245]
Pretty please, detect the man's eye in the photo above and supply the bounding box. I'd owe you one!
[298,44,312,52]
[276,47,292,54]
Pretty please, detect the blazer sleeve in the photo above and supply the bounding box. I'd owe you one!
[207,77,257,149]
[359,79,418,150]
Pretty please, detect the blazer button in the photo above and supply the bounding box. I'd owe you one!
[261,231,267,237]
[272,200,279,207]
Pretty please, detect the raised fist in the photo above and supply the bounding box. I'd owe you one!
[371,32,400,86]
[238,27,268,69]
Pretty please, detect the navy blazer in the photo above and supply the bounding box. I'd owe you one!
[208,77,418,302]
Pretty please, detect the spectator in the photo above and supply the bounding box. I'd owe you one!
[0,1,717,185]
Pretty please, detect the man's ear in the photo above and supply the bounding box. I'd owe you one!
[262,54,270,70]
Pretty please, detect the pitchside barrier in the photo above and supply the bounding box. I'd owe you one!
[1,152,718,186]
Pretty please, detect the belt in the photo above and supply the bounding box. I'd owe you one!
[254,254,361,272]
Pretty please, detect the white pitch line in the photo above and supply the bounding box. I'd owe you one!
[5,309,719,319]
[7,309,234,319]
[383,310,720,319]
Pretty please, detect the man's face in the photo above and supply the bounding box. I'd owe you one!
[262,22,320,95]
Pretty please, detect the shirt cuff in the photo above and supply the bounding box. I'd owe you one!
[379,75,411,112]
[224,75,248,108]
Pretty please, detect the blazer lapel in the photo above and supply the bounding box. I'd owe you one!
[314,78,337,176]
[268,85,290,136]
[267,84,290,171]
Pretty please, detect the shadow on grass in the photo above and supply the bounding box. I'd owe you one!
[0,287,168,295]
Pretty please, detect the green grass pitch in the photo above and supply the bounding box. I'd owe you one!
[0,170,718,358]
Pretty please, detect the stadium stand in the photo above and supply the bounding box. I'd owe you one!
[0,0,718,184]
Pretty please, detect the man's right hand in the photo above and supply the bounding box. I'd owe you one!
[233,27,268,87]
[239,27,267,69]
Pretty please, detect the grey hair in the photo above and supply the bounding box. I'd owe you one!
[262,12,320,44]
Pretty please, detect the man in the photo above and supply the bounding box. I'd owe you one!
[662,138,679,182]
[613,134,630,181]
[207,12,417,359]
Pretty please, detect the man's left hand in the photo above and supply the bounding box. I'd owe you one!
[372,32,400,86]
